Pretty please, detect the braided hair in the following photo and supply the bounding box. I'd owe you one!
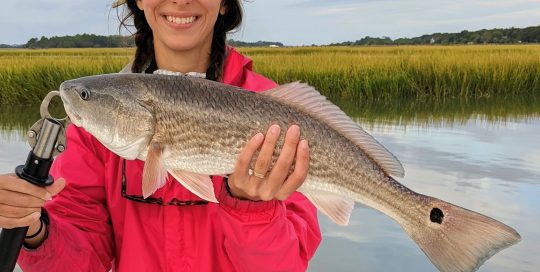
[120,0,243,81]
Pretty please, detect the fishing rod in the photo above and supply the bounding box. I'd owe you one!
[0,92,69,272]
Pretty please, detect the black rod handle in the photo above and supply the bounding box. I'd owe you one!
[0,227,28,272]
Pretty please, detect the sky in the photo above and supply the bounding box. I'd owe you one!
[1,0,539,46]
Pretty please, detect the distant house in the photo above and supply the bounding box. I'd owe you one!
[269,44,280,48]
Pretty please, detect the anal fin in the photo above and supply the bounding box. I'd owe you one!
[301,190,354,226]
[169,170,218,203]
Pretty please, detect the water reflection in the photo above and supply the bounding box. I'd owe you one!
[339,94,540,126]
[311,117,540,272]
[0,99,539,271]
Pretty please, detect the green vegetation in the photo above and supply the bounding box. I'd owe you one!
[244,45,540,101]
[228,40,284,47]
[25,34,135,49]
[0,48,131,104]
[331,25,540,45]
[0,45,539,107]
[7,34,282,49]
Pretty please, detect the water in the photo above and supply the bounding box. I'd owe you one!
[1,105,539,272]
[310,116,540,272]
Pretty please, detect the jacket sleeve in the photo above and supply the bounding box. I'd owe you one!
[218,182,321,272]
[18,125,114,272]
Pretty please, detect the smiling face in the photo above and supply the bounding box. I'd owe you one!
[136,0,225,53]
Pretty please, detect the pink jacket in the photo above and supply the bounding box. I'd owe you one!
[18,48,321,272]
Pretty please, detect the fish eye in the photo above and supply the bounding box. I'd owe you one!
[80,90,90,100]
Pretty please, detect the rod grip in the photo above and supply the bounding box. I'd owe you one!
[0,227,28,272]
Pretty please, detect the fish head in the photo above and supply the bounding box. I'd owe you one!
[59,74,154,159]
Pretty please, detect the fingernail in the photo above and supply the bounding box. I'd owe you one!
[45,193,52,201]
[254,133,264,141]
[300,139,309,149]
[289,125,300,136]
[270,125,280,135]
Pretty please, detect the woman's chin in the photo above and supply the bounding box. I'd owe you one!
[162,39,208,54]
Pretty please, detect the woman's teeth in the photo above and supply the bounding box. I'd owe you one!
[166,16,196,25]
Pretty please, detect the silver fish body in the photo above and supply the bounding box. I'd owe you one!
[59,73,520,272]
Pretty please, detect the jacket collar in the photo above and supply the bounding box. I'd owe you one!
[222,47,254,86]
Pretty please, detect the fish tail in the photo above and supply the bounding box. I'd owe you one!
[401,196,521,272]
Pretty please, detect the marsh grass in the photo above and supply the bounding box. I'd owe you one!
[0,48,132,105]
[242,45,540,101]
[0,45,539,105]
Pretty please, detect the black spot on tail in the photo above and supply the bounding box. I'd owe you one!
[430,207,444,224]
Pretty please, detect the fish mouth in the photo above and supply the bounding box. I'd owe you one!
[64,104,82,127]
[58,86,82,127]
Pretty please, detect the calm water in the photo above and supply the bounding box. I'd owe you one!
[1,104,539,272]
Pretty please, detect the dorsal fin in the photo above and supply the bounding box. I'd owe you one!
[263,82,404,177]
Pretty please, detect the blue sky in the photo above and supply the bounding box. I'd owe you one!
[1,0,539,45]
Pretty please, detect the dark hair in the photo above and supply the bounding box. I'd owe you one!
[120,0,243,81]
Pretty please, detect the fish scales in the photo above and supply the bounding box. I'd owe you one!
[142,76,389,201]
[144,77,447,226]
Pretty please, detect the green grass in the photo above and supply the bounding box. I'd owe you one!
[242,45,540,101]
[0,48,131,105]
[1,45,539,105]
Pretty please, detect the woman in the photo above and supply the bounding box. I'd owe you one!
[0,0,321,271]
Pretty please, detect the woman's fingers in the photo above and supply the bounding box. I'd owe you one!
[46,178,66,197]
[266,125,301,194]
[235,133,265,178]
[0,204,40,219]
[228,125,310,201]
[229,132,265,198]
[0,190,45,208]
[276,139,310,200]
[0,174,51,201]
[0,174,65,229]
[252,125,281,180]
[0,212,41,229]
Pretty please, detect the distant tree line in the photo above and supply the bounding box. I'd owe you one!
[228,39,284,47]
[24,34,135,48]
[0,44,23,48]
[15,35,284,49]
[330,25,540,46]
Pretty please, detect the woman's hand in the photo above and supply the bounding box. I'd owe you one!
[0,173,65,233]
[227,124,310,201]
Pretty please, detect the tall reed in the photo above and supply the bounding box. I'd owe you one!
[1,45,539,105]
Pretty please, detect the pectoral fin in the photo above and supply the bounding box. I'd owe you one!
[169,170,218,203]
[142,142,168,198]
[300,190,354,226]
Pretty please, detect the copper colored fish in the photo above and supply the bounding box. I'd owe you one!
[59,74,520,272]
